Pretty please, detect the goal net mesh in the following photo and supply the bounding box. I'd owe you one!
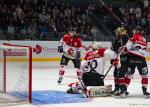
[0,45,32,105]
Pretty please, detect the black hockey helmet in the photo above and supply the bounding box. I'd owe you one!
[135,26,142,31]
[133,26,142,34]
[69,27,77,32]
[68,27,77,37]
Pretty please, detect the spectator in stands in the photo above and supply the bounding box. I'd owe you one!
[91,26,98,40]
[7,23,15,34]
[143,0,149,9]
[0,1,94,40]
[6,23,15,40]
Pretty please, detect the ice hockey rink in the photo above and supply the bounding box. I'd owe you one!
[9,61,150,107]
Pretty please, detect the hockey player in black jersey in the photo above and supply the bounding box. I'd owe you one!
[111,27,129,97]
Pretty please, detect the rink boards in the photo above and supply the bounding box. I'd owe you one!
[0,41,150,62]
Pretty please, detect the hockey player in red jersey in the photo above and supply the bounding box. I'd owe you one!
[66,42,116,97]
[57,28,82,84]
[124,26,150,98]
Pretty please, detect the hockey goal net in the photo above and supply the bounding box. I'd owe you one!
[0,43,32,106]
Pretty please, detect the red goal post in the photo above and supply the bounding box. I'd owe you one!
[0,43,32,105]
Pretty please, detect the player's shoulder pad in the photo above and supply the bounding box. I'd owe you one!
[97,48,106,55]
[84,51,93,60]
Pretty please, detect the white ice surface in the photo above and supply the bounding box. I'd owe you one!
[4,61,150,107]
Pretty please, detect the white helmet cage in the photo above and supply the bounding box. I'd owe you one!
[92,41,101,50]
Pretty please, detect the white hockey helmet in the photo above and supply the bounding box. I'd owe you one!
[92,41,101,50]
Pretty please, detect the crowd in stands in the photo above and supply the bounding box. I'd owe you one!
[118,0,150,36]
[87,0,150,37]
[0,0,93,40]
[0,0,150,41]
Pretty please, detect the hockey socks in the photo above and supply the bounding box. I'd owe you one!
[58,65,65,83]
[141,76,150,98]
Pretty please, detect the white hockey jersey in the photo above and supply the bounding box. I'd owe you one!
[60,34,82,59]
[80,48,116,75]
[126,33,148,58]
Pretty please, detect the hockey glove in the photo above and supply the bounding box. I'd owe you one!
[110,58,119,66]
[76,51,81,60]
[58,46,63,53]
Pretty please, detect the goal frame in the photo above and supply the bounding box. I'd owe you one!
[2,43,32,103]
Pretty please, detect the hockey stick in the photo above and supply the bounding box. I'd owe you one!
[103,46,126,79]
[78,78,88,98]
[75,48,89,98]
[103,63,113,79]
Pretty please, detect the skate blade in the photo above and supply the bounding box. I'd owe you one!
[112,94,126,99]
[144,95,150,99]
[110,92,120,97]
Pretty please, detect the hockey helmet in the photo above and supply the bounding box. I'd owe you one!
[69,27,77,32]
[135,26,142,31]
[92,41,101,50]
[132,26,142,34]
[115,27,127,37]
[69,27,77,37]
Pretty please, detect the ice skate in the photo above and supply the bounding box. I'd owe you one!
[66,88,74,94]
[112,91,127,99]
[57,77,63,84]
[143,92,150,99]
[125,91,129,96]
[142,86,150,99]
[110,89,120,96]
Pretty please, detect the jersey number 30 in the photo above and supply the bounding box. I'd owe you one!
[87,60,98,72]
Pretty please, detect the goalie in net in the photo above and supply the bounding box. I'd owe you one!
[66,42,117,97]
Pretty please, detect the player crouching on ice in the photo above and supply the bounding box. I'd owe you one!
[66,42,118,97]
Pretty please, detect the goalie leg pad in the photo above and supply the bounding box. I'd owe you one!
[86,85,112,97]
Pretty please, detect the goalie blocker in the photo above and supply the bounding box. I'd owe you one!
[67,41,115,97]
